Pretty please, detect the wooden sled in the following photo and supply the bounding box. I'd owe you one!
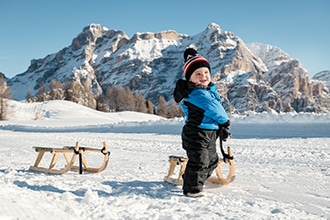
[29,141,110,175]
[164,147,235,186]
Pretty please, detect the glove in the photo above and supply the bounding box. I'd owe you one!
[220,127,231,141]
[219,120,231,141]
[221,119,230,128]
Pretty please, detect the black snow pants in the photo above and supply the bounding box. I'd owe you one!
[181,124,219,194]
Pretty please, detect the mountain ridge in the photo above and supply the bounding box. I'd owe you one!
[6,23,330,114]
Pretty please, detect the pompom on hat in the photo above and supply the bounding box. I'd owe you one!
[183,48,210,80]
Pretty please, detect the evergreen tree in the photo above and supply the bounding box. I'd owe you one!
[49,80,64,100]
[36,82,46,102]
[82,80,96,109]
[157,95,167,117]
[166,100,183,118]
[133,93,148,113]
[0,75,12,120]
[146,99,154,114]
[96,95,107,112]
[64,81,81,104]
[106,86,116,112]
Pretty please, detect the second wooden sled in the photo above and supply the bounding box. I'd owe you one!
[163,147,235,186]
[29,141,110,175]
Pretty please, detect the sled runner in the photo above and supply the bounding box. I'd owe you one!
[29,141,110,175]
[163,156,188,185]
[207,146,235,185]
[164,136,235,186]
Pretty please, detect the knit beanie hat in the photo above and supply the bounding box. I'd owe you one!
[183,48,210,80]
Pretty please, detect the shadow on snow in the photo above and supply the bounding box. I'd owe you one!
[12,179,179,199]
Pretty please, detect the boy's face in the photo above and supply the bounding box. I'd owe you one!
[189,67,211,86]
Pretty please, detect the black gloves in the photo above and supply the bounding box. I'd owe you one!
[220,127,231,141]
[221,120,230,128]
[219,120,231,141]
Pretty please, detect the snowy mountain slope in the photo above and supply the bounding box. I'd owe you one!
[313,70,330,87]
[0,100,329,219]
[7,23,330,113]
[248,43,330,113]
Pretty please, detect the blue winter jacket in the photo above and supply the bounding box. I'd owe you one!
[174,79,229,130]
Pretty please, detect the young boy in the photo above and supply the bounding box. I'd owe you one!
[173,47,230,197]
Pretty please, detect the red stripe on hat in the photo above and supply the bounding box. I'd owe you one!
[183,56,209,74]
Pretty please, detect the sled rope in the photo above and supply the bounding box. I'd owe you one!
[101,146,111,155]
[220,135,234,162]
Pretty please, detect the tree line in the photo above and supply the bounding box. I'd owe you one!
[0,77,183,120]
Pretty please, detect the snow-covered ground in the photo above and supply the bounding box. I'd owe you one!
[0,100,329,220]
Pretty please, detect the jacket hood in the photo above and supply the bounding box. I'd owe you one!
[173,79,213,103]
[173,79,195,103]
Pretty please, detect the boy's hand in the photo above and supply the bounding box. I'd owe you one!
[219,120,231,141]
[220,127,231,141]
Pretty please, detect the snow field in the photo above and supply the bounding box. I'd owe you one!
[0,100,329,219]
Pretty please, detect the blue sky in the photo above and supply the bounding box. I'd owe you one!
[1,0,329,78]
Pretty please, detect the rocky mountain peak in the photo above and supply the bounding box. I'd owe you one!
[206,23,221,31]
[6,23,330,114]
[71,24,104,50]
